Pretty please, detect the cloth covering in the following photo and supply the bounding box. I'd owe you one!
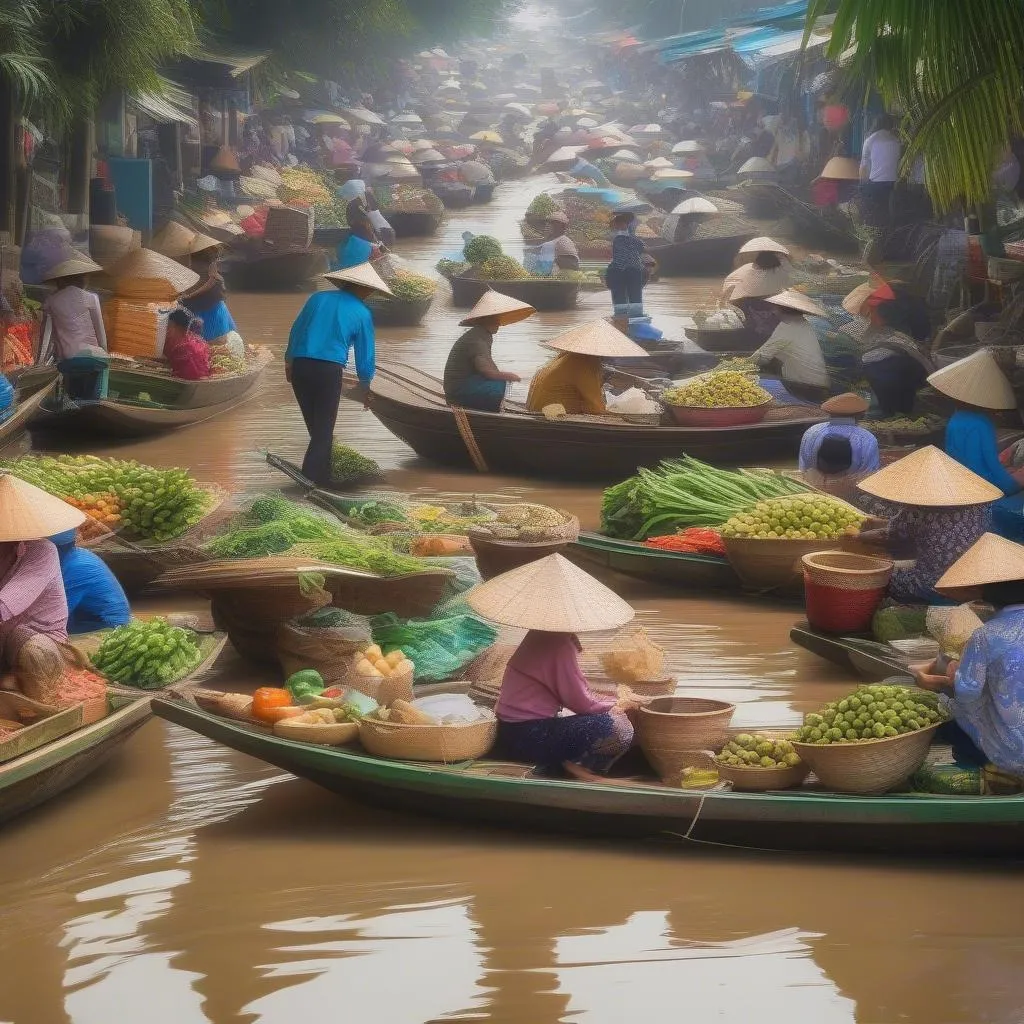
[163,326,211,380]
[527,352,605,415]
[336,234,374,271]
[286,289,375,383]
[798,419,881,474]
[49,530,130,633]
[0,374,14,415]
[443,326,500,400]
[0,539,68,665]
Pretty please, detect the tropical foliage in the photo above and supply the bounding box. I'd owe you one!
[808,0,1024,213]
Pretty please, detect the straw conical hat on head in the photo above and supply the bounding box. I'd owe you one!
[936,533,1024,594]
[545,320,648,358]
[110,248,200,294]
[841,281,876,316]
[821,392,869,416]
[44,254,103,282]
[0,473,85,541]
[724,262,792,301]
[151,221,197,260]
[765,289,827,317]
[467,553,635,633]
[858,446,1002,507]
[927,349,1016,410]
[739,236,790,258]
[323,261,393,297]
[459,290,535,328]
[818,156,861,181]
[738,157,775,175]
[188,231,222,256]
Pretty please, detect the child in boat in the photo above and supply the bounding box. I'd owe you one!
[48,530,130,634]
[467,553,649,779]
[163,309,212,381]
[443,291,534,413]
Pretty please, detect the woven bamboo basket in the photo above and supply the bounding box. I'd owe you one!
[358,710,496,762]
[792,724,942,794]
[332,659,415,706]
[723,536,836,593]
[469,512,580,579]
[273,718,359,745]
[801,551,894,590]
[637,697,735,784]
[626,676,677,698]
[715,759,808,791]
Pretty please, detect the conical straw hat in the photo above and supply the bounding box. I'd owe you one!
[857,445,1002,507]
[936,532,1024,593]
[188,231,222,256]
[821,392,869,416]
[738,157,775,175]
[765,289,827,317]
[0,472,85,541]
[44,254,103,281]
[467,553,635,633]
[110,248,200,294]
[323,261,393,297]
[89,225,141,268]
[739,236,790,258]
[724,262,792,300]
[151,221,197,260]
[672,140,705,154]
[841,281,876,316]
[459,289,535,327]
[818,156,861,181]
[545,320,649,358]
[644,157,674,169]
[927,349,1016,410]
[651,168,693,181]
[671,196,717,215]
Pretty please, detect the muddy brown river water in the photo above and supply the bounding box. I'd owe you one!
[2,177,1023,1024]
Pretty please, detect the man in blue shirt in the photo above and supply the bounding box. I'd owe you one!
[285,262,393,486]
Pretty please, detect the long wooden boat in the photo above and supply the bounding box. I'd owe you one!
[106,347,271,410]
[0,373,58,450]
[646,234,756,276]
[221,248,328,291]
[790,622,912,681]
[369,363,824,479]
[386,210,444,237]
[432,183,475,209]
[153,695,1024,856]
[448,273,580,310]
[0,694,151,825]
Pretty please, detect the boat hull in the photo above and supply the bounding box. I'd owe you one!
[221,249,328,291]
[790,622,911,681]
[0,375,58,450]
[387,211,444,237]
[646,234,756,276]
[448,274,579,310]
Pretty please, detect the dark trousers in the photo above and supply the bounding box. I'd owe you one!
[862,354,928,416]
[606,264,644,307]
[290,357,344,485]
[860,181,895,228]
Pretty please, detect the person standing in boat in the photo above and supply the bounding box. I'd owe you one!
[467,553,648,780]
[285,263,392,487]
[48,530,130,634]
[606,211,651,331]
[856,446,1001,604]
[442,291,535,412]
[750,290,831,404]
[181,233,239,348]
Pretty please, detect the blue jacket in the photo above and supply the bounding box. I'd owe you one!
[945,409,1020,496]
[50,530,131,634]
[285,289,376,384]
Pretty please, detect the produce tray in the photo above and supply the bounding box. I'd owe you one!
[0,691,84,764]
[73,629,228,690]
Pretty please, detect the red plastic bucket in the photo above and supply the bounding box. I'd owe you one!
[803,576,886,634]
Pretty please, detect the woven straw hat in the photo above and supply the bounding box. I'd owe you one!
[459,289,535,327]
[189,231,222,256]
[467,553,635,633]
[545,320,648,358]
[818,156,861,181]
[323,261,394,297]
[738,157,775,175]
[765,289,827,317]
[644,157,674,169]
[857,445,1002,507]
[936,533,1024,593]
[841,281,875,316]
[739,236,790,258]
[0,472,85,541]
[821,392,869,416]
[671,196,717,215]
[651,168,694,181]
[410,148,446,164]
[89,225,141,268]
[927,349,1016,410]
[672,140,705,154]
[152,221,198,260]
[110,248,200,294]
[44,254,103,281]
[724,262,793,301]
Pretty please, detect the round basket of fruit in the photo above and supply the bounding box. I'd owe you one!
[660,370,773,427]
[714,732,808,791]
[468,503,579,579]
[366,270,437,327]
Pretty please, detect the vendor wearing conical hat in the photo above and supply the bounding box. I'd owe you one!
[910,533,1024,783]
[750,289,830,404]
[0,474,83,689]
[857,446,1002,603]
[720,240,793,348]
[526,320,648,415]
[468,554,646,778]
[797,392,881,501]
[443,291,535,413]
[180,230,240,346]
[286,262,392,486]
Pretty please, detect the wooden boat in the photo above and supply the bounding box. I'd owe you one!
[447,273,580,310]
[106,347,271,410]
[645,234,756,276]
[386,210,444,237]
[0,373,58,450]
[367,296,433,328]
[785,203,860,253]
[790,622,912,681]
[432,183,475,209]
[221,248,328,291]
[685,323,760,353]
[0,693,151,825]
[153,694,1024,856]
[473,182,497,203]
[369,363,824,479]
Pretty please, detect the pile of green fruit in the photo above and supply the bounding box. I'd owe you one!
[864,414,945,436]
[92,618,203,689]
[436,258,469,278]
[661,370,771,409]
[463,234,503,265]
[2,455,210,542]
[209,351,246,376]
[526,194,563,219]
[331,445,381,484]
[716,733,801,768]
[478,255,529,280]
[719,493,864,541]
[384,270,436,302]
[793,684,948,744]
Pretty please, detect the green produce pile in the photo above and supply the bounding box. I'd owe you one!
[471,502,567,540]
[719,493,864,541]
[601,456,812,540]
[661,371,771,409]
[436,258,469,278]
[2,454,210,542]
[380,270,436,302]
[716,733,801,768]
[378,184,444,216]
[526,194,563,219]
[289,537,428,576]
[872,603,927,643]
[209,351,246,376]
[346,500,409,527]
[478,255,529,280]
[92,618,203,688]
[331,445,381,484]
[794,683,948,743]
[864,414,945,436]
[463,234,503,265]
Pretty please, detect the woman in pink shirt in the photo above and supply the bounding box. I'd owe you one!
[468,554,645,776]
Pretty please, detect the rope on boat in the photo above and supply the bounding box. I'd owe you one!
[663,791,792,854]
[451,406,489,472]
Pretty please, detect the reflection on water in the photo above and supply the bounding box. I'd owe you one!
[1,174,1024,1023]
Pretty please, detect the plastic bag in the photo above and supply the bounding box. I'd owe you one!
[600,627,665,683]
[369,610,497,682]
[276,612,372,683]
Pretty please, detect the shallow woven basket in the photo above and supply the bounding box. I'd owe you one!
[724,536,836,593]
[792,724,942,794]
[714,759,808,792]
[801,550,894,591]
[665,401,771,428]
[637,696,735,784]
[626,676,677,698]
[469,534,575,580]
[358,711,496,762]
[334,660,415,706]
